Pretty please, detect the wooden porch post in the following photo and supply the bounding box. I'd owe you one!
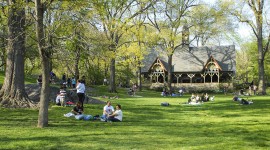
[188,74,195,84]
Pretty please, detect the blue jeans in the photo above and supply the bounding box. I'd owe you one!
[107,116,121,122]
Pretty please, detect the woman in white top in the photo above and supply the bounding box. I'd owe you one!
[108,104,123,122]
[76,79,85,107]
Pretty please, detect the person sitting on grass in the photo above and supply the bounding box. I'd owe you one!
[64,101,83,117]
[128,88,134,96]
[187,93,196,103]
[37,75,42,84]
[201,93,206,102]
[179,88,183,96]
[55,93,61,106]
[72,101,84,115]
[101,101,114,121]
[59,87,67,106]
[195,94,200,103]
[205,93,210,101]
[107,104,123,122]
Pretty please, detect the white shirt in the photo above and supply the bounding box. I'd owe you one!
[103,105,114,115]
[55,95,61,103]
[114,110,123,121]
[76,83,85,93]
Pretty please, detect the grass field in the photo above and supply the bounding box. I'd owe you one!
[0,84,270,150]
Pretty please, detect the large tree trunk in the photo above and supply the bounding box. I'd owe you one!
[36,0,51,128]
[0,0,35,108]
[254,3,266,95]
[257,21,266,94]
[167,54,173,94]
[109,58,116,92]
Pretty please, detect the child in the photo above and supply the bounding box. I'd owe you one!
[55,93,61,106]
[59,87,66,106]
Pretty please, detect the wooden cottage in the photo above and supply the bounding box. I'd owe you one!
[141,45,236,90]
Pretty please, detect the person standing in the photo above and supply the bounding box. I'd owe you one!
[76,79,86,107]
[62,73,66,83]
[103,78,107,85]
[71,77,76,88]
[67,77,71,88]
[132,84,137,96]
[81,76,86,85]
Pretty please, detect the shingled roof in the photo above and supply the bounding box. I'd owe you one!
[142,45,236,73]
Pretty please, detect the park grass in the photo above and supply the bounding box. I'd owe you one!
[0,85,270,150]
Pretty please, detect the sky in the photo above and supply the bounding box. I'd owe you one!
[202,0,253,49]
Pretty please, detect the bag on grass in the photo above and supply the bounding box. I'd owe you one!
[161,102,170,106]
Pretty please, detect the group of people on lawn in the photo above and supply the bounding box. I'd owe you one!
[66,101,123,122]
[55,78,85,107]
[57,75,122,122]
[187,93,213,104]
[161,87,185,97]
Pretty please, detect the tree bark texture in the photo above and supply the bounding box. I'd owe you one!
[254,1,266,95]
[167,54,173,94]
[257,21,266,94]
[0,0,36,108]
[109,58,116,92]
[36,0,51,128]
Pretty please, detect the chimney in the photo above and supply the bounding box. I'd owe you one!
[182,24,189,47]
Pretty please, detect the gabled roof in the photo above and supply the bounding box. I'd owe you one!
[203,55,222,71]
[148,57,168,72]
[142,45,236,73]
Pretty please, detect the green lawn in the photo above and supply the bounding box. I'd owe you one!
[0,85,270,150]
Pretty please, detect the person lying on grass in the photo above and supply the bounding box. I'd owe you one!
[107,104,123,122]
[232,96,253,105]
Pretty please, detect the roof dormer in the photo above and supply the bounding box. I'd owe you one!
[203,55,222,73]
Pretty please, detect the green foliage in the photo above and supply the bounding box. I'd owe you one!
[190,3,238,46]
[0,71,36,85]
[238,40,270,85]
[0,86,270,149]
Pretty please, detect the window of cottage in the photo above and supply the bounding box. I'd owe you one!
[206,63,218,73]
